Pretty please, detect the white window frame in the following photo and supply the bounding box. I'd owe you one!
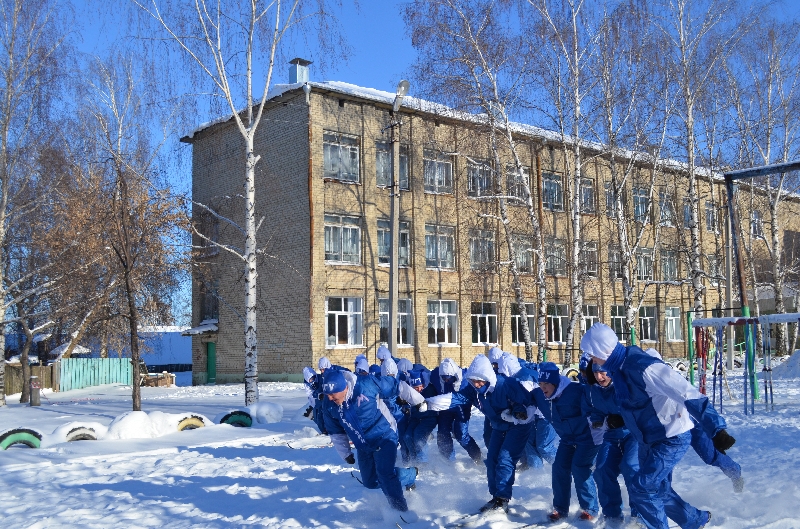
[470,229,495,271]
[507,165,530,203]
[611,305,627,343]
[542,172,564,211]
[661,250,678,281]
[579,178,595,213]
[636,248,654,281]
[379,298,413,346]
[513,235,534,274]
[324,214,361,264]
[545,238,566,276]
[639,306,657,342]
[705,201,717,233]
[425,224,455,269]
[467,158,493,198]
[751,210,763,238]
[428,300,458,345]
[581,304,598,333]
[581,241,598,278]
[547,303,569,344]
[511,302,535,345]
[471,302,498,345]
[665,306,682,341]
[423,149,453,194]
[323,131,360,182]
[605,182,619,218]
[633,187,649,223]
[707,254,719,287]
[375,142,409,190]
[608,245,623,280]
[326,297,363,347]
[683,200,692,229]
[659,192,675,227]
[377,219,410,266]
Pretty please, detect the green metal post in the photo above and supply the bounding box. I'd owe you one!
[206,342,217,385]
[629,326,637,346]
[687,311,695,385]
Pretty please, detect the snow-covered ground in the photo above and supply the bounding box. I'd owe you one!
[0,368,798,528]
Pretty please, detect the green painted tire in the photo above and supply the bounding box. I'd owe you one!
[219,410,252,428]
[66,427,97,442]
[0,428,42,450]
[177,415,205,431]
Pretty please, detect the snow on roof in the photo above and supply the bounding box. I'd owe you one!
[181,319,218,336]
[139,326,190,334]
[50,343,92,360]
[182,80,723,181]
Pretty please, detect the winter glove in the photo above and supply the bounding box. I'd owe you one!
[606,414,625,429]
[712,429,736,454]
[318,393,325,401]
[513,408,528,421]
[303,406,313,417]
[500,409,517,423]
[396,396,408,406]
[345,453,356,465]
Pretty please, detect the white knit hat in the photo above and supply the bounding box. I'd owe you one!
[580,323,619,361]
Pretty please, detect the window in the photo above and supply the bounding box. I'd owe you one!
[511,303,535,344]
[636,248,653,281]
[633,187,649,223]
[547,304,569,343]
[325,214,361,264]
[707,255,719,287]
[545,238,566,276]
[659,192,675,227]
[467,159,493,197]
[542,172,563,211]
[323,132,360,182]
[423,149,453,193]
[683,200,692,229]
[639,306,656,341]
[608,245,623,279]
[581,304,598,333]
[428,300,458,344]
[507,165,530,202]
[751,210,763,238]
[611,305,627,342]
[377,220,410,266]
[705,201,717,232]
[425,224,455,269]
[661,250,677,281]
[579,178,595,213]
[379,298,413,345]
[581,241,598,277]
[326,297,363,347]
[470,230,495,271]
[375,142,409,190]
[199,279,219,321]
[196,210,219,258]
[513,236,534,274]
[471,302,498,344]
[605,182,619,218]
[665,307,682,341]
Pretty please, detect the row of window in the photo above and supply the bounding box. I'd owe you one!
[324,214,723,283]
[322,131,766,234]
[325,296,683,349]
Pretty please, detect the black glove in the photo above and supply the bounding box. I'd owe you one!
[606,414,625,429]
[318,393,325,401]
[303,406,313,417]
[513,408,528,421]
[712,429,736,454]
[591,421,604,429]
[396,396,408,406]
[345,453,356,465]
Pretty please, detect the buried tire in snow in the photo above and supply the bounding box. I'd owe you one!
[177,415,206,431]
[219,410,252,428]
[66,427,97,442]
[0,428,42,450]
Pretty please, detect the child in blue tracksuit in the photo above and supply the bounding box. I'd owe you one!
[531,362,600,523]
[431,358,483,464]
[321,368,423,521]
[582,323,733,529]
[403,369,439,464]
[426,354,532,513]
[582,360,640,526]
[302,367,327,434]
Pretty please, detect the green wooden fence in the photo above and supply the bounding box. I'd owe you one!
[60,358,132,392]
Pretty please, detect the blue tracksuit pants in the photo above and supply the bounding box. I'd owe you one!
[486,423,532,500]
[630,431,706,529]
[436,410,482,462]
[690,425,741,480]
[552,441,600,516]
[397,415,410,463]
[404,415,438,463]
[595,433,640,519]
[525,415,558,468]
[355,438,416,512]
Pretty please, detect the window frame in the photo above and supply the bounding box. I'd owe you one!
[659,192,675,227]
[546,303,569,344]
[542,172,564,211]
[324,214,361,264]
[467,158,493,198]
[377,219,410,267]
[633,187,649,224]
[665,306,682,341]
[425,224,456,269]
[705,201,717,233]
[608,244,623,280]
[579,178,596,214]
[323,131,360,183]
[511,302,535,345]
[378,298,413,346]
[506,165,530,203]
[427,299,458,345]
[751,210,763,238]
[581,241,598,278]
[545,238,567,276]
[423,149,454,194]
[638,305,657,342]
[513,235,534,274]
[471,301,498,345]
[611,305,627,343]
[581,304,598,333]
[375,141,409,190]
[661,250,678,281]
[469,229,496,271]
[636,248,654,281]
[325,297,364,348]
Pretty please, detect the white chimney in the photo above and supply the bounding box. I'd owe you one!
[289,58,312,84]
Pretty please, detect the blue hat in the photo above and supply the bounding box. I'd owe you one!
[369,364,381,376]
[323,369,347,394]
[592,361,608,374]
[538,362,561,385]
[579,352,591,372]
[407,369,424,387]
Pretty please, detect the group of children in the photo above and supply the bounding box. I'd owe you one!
[301,322,741,528]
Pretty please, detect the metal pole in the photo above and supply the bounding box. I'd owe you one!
[388,118,401,358]
[725,192,735,370]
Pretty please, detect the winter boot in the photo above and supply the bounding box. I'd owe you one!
[547,510,567,522]
[479,496,509,513]
[579,511,597,524]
